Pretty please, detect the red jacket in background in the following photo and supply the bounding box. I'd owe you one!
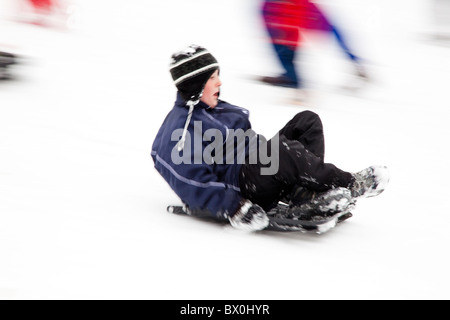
[262,0,332,47]
[29,0,54,10]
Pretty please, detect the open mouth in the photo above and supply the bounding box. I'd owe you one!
[214,91,220,99]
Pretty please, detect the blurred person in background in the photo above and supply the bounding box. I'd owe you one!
[15,0,60,27]
[260,0,367,89]
[28,0,55,11]
[28,0,56,26]
[0,51,16,80]
[432,0,450,40]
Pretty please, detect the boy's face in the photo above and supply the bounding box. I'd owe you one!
[201,69,221,108]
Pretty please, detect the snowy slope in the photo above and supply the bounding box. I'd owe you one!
[1,0,450,299]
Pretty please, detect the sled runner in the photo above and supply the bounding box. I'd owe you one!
[167,203,353,234]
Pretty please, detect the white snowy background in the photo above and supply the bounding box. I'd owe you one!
[1,0,449,299]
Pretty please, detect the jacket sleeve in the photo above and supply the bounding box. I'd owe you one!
[152,151,242,221]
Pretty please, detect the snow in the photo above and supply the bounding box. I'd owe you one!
[1,0,450,300]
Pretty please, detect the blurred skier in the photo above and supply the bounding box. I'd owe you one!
[24,0,58,26]
[432,0,450,40]
[261,0,367,89]
[151,45,389,232]
[29,0,55,13]
[0,51,16,80]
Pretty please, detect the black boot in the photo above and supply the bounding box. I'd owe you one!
[260,75,298,88]
[350,166,390,199]
[285,187,355,220]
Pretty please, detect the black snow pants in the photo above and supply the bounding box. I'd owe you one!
[239,111,354,211]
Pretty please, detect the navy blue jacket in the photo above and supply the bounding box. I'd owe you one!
[152,93,254,220]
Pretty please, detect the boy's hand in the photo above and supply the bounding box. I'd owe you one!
[229,200,269,231]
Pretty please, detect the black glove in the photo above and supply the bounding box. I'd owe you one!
[229,199,269,231]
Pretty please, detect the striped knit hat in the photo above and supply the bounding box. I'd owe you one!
[170,45,219,103]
